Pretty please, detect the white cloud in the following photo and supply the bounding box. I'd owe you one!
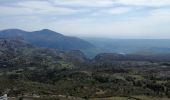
[45,8,170,38]
[51,0,170,7]
[90,7,133,16]
[0,1,78,16]
[104,7,132,14]
[2,0,170,16]
[115,0,170,7]
[52,0,114,8]
[1,0,170,38]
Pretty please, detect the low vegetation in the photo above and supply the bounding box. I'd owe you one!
[0,38,170,100]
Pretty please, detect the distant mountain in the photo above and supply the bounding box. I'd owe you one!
[94,53,170,62]
[84,38,170,56]
[0,29,94,51]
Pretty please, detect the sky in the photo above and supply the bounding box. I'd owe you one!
[0,0,170,38]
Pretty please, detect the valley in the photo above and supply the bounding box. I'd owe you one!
[0,29,170,100]
[1,0,170,99]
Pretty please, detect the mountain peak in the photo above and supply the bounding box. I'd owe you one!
[1,29,26,33]
[39,29,57,33]
[41,29,52,32]
[37,29,63,36]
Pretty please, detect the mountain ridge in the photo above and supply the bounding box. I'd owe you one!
[0,29,94,51]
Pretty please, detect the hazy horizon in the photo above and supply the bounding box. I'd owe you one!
[2,28,170,39]
[0,0,170,38]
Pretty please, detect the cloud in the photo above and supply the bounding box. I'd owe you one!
[52,0,114,8]
[51,0,170,8]
[45,8,170,38]
[107,7,132,14]
[115,0,170,7]
[2,0,169,16]
[1,0,170,38]
[90,7,133,17]
[0,1,78,16]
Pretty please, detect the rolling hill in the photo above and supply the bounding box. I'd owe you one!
[0,38,170,99]
[0,38,87,69]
